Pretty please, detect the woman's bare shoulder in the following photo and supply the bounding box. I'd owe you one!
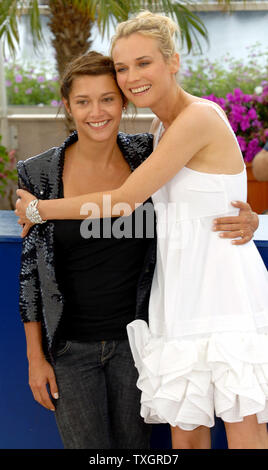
[191,97,228,120]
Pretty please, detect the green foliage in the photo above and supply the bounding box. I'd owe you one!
[0,136,17,198]
[179,44,268,97]
[4,60,60,106]
[0,0,43,57]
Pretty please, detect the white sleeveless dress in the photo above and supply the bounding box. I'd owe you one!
[127,102,268,430]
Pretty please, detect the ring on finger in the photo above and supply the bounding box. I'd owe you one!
[240,229,244,237]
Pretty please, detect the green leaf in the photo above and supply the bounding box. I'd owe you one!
[29,0,44,48]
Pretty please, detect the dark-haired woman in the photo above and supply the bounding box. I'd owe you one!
[17,52,154,449]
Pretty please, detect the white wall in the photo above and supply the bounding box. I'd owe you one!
[189,11,268,64]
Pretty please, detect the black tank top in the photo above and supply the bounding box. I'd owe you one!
[54,183,154,341]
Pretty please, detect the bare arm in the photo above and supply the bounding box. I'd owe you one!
[15,104,259,243]
[24,322,59,411]
[27,103,210,221]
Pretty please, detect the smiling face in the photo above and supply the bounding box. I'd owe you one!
[112,33,179,110]
[63,74,124,142]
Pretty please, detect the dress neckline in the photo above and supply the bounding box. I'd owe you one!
[182,165,246,178]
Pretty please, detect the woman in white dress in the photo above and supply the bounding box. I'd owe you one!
[15,12,268,449]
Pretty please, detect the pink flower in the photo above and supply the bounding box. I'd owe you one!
[218,97,226,109]
[202,95,226,109]
[242,94,252,103]
[227,88,245,104]
[244,138,262,162]
[233,88,244,100]
[229,104,246,125]
[248,108,257,120]
[183,69,192,77]
[226,92,235,103]
[15,74,23,83]
[240,115,250,131]
[237,136,247,152]
[229,119,238,133]
[202,87,266,164]
[252,119,262,128]
[51,100,59,107]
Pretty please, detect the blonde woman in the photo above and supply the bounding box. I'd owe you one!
[15,12,267,449]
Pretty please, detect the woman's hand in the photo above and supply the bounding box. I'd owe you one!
[28,355,59,411]
[213,201,259,245]
[15,189,36,237]
[17,216,34,238]
[15,188,36,222]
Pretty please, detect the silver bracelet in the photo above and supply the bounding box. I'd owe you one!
[25,199,47,224]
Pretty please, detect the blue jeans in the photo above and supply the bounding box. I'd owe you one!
[52,339,151,449]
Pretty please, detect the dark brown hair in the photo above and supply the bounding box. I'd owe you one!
[60,51,126,105]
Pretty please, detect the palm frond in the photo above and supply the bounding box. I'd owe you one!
[93,0,209,54]
[0,0,239,56]
[0,0,21,56]
[139,0,209,53]
[172,3,209,53]
[0,0,43,55]
[28,0,43,48]
[86,0,131,36]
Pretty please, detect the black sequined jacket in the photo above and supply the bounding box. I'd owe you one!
[17,131,156,361]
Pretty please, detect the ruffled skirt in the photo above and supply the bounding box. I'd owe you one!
[127,320,268,430]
